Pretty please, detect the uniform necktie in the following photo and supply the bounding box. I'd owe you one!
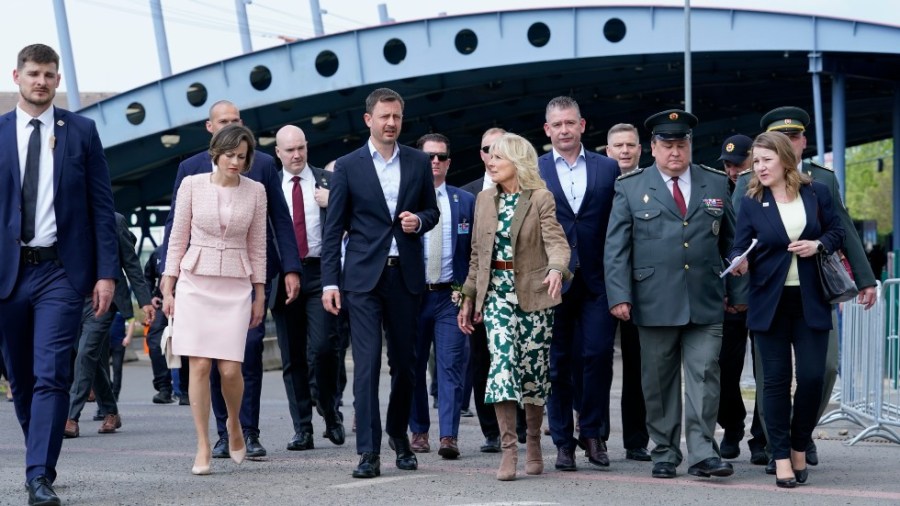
[21,118,42,244]
[291,176,309,258]
[427,189,443,282]
[672,176,687,217]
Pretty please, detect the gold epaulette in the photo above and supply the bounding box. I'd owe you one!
[616,167,644,180]
[808,160,834,172]
[699,164,727,177]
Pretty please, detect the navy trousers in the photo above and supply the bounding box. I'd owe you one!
[0,261,84,482]
[619,318,649,451]
[345,265,419,454]
[409,287,470,438]
[547,274,617,448]
[211,283,270,438]
[145,309,173,394]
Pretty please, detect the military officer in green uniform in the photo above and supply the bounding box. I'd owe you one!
[605,110,738,480]
[732,106,877,469]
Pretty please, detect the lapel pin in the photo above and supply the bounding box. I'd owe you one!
[642,194,649,204]
[762,202,769,207]
[453,193,459,202]
[57,120,65,126]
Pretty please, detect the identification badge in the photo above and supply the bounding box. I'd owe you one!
[458,222,470,235]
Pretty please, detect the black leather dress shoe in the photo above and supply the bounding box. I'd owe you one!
[806,440,819,466]
[775,475,797,488]
[245,434,267,458]
[152,390,174,404]
[720,438,741,460]
[325,421,346,446]
[178,394,190,406]
[480,436,501,453]
[352,452,381,479]
[581,438,610,467]
[765,458,776,475]
[390,436,418,471]
[687,457,734,478]
[749,448,769,465]
[460,408,474,418]
[212,435,229,458]
[555,446,577,471]
[625,447,652,462]
[652,462,676,479]
[287,432,314,451]
[793,466,809,484]
[26,475,60,506]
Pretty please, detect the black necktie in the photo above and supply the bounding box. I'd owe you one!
[21,118,42,244]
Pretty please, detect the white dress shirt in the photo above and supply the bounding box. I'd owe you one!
[17,105,57,247]
[662,165,692,209]
[481,173,494,191]
[423,183,453,283]
[368,140,402,256]
[281,166,322,257]
[552,146,587,214]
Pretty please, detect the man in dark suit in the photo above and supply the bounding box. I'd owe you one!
[143,244,180,404]
[64,212,154,438]
[733,106,876,470]
[161,100,302,460]
[605,110,737,480]
[270,125,345,452]
[0,43,118,506]
[604,123,651,462]
[407,133,475,459]
[322,88,439,478]
[538,97,619,470]
[460,127,511,452]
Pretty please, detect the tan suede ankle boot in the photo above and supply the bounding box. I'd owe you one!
[524,403,544,475]
[494,401,518,481]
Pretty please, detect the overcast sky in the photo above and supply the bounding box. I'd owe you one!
[2,0,898,94]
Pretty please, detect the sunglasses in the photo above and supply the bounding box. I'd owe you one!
[427,152,449,161]
[481,146,491,154]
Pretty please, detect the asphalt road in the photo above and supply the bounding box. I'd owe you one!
[2,348,899,506]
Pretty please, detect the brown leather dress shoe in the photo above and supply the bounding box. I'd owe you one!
[438,437,460,459]
[98,414,121,434]
[410,432,430,453]
[63,419,79,438]
[581,437,610,467]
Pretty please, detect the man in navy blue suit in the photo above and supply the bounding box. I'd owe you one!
[322,88,439,478]
[538,96,620,471]
[0,44,118,506]
[161,100,301,460]
[407,133,475,459]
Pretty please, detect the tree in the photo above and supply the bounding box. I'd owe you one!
[843,139,893,237]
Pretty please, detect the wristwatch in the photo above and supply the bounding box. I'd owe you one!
[816,240,825,253]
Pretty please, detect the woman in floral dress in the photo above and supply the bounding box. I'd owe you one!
[458,133,570,481]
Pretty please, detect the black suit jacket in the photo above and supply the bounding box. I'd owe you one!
[322,143,439,294]
[460,175,487,196]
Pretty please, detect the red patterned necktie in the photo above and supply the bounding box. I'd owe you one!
[672,176,687,217]
[291,176,309,258]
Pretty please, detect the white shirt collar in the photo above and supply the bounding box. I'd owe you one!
[552,145,586,165]
[435,182,447,197]
[17,104,55,130]
[368,139,399,163]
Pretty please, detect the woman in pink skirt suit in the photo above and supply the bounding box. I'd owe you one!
[161,124,267,475]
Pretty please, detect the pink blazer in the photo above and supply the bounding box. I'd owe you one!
[163,174,267,284]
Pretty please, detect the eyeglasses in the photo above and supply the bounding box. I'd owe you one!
[481,146,491,154]
[427,152,449,161]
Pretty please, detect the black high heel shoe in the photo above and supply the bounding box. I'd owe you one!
[775,474,797,488]
[793,467,808,484]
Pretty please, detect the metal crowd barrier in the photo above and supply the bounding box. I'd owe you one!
[820,280,900,445]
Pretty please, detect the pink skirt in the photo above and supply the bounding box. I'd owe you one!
[171,269,251,362]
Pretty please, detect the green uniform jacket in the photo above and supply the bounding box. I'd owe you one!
[605,164,737,326]
[732,161,876,289]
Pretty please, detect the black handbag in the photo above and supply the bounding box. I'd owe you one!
[816,251,859,304]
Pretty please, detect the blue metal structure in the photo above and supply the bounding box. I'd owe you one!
[75,6,900,225]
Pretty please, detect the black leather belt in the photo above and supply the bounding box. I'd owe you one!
[386,257,400,267]
[21,244,59,265]
[301,257,320,265]
[426,283,452,291]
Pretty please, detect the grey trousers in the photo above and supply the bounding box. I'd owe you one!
[68,299,118,420]
[638,323,723,467]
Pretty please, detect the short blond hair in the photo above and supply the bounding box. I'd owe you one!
[490,133,546,191]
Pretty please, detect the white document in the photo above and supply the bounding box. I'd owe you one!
[720,238,758,278]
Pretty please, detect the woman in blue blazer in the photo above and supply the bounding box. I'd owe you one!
[729,132,844,488]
